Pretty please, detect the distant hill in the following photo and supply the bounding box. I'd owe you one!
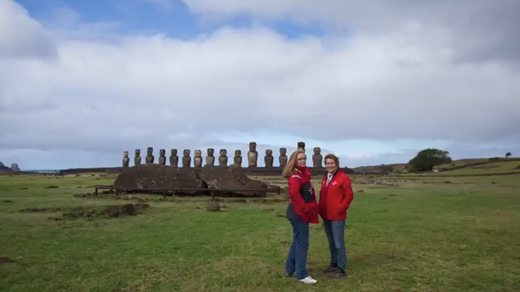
[352,157,520,175]
[0,161,14,172]
[432,158,490,171]
[431,157,520,175]
[433,157,520,172]
[353,163,408,174]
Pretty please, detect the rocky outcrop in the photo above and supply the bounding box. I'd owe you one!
[10,163,20,171]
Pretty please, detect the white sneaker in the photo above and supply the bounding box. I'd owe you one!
[298,276,317,284]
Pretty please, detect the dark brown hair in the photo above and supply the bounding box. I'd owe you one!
[324,153,340,167]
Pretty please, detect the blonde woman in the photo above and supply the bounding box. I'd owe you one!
[282,149,319,284]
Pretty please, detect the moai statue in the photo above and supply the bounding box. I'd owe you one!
[219,149,228,167]
[297,141,305,151]
[134,149,141,166]
[182,149,191,168]
[159,149,166,165]
[206,148,215,166]
[279,148,287,167]
[234,150,242,167]
[122,151,130,168]
[146,147,154,164]
[169,149,178,167]
[264,149,274,168]
[247,142,258,167]
[313,147,323,168]
[194,149,203,168]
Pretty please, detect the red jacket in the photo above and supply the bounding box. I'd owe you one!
[286,166,319,224]
[318,170,354,221]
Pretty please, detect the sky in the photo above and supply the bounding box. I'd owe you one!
[1,0,519,170]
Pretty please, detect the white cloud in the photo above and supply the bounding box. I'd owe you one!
[1,0,520,169]
[181,0,520,63]
[0,0,56,59]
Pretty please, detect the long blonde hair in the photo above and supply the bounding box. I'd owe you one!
[282,149,306,178]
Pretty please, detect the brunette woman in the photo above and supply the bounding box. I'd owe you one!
[318,154,354,279]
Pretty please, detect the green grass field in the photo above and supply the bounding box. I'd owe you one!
[1,172,520,291]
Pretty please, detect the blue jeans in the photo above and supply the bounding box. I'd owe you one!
[285,219,310,279]
[323,219,347,272]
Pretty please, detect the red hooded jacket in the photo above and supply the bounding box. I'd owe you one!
[318,170,354,221]
[285,166,319,224]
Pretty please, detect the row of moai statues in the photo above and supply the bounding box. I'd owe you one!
[122,142,324,168]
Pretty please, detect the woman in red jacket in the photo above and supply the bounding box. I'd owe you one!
[282,149,319,284]
[318,154,354,279]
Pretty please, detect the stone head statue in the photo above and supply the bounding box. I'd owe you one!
[219,148,228,166]
[146,147,154,164]
[248,142,258,167]
[194,149,202,167]
[170,149,178,167]
[158,149,166,165]
[264,149,274,168]
[134,149,142,166]
[297,142,305,150]
[182,149,191,168]
[312,147,323,168]
[206,148,215,166]
[123,151,130,168]
[279,147,287,167]
[234,149,242,167]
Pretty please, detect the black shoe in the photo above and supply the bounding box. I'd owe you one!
[330,271,347,279]
[285,273,294,277]
[323,264,338,273]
